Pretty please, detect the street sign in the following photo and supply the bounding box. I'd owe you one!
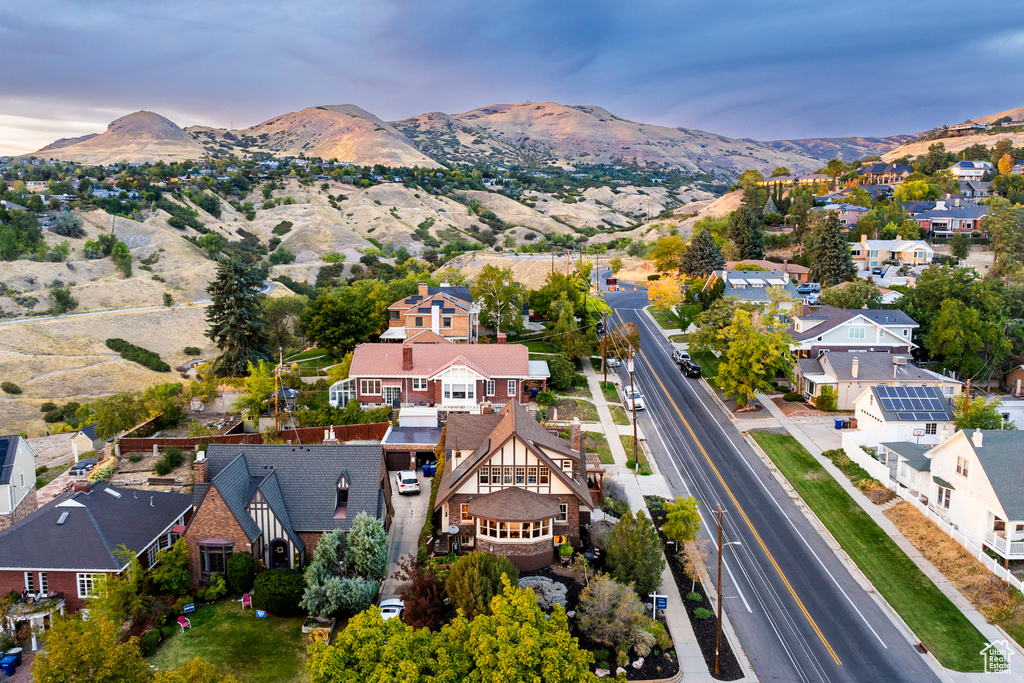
[256,610,267,618]
[183,603,194,614]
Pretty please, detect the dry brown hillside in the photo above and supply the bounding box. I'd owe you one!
[882,131,1024,161]
[34,111,207,165]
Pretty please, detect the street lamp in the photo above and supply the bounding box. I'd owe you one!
[627,357,638,473]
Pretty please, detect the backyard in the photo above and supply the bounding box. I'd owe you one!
[749,431,990,672]
[149,601,310,683]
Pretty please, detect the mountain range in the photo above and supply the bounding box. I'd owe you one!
[32,102,914,178]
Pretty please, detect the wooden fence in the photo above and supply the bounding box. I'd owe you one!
[118,422,390,453]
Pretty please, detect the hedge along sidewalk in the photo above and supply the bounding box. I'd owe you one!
[748,430,991,673]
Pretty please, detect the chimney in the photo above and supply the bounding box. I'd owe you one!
[860,233,868,248]
[193,451,208,484]
[851,356,859,379]
[570,418,581,456]
[418,283,428,297]
[496,333,507,344]
[802,303,809,316]
[971,430,984,448]
[73,479,91,494]
[402,345,413,371]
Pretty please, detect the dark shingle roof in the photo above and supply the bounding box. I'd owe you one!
[962,430,1024,519]
[788,306,917,342]
[468,487,561,522]
[444,413,504,451]
[79,423,100,441]
[0,483,191,571]
[204,443,385,532]
[882,442,931,471]
[427,286,472,303]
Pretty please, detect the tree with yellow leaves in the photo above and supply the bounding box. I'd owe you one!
[999,153,1014,177]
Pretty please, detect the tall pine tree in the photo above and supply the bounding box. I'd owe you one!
[205,259,272,376]
[682,228,725,276]
[808,212,855,286]
[727,206,765,259]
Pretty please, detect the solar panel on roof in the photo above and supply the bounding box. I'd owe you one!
[897,412,915,420]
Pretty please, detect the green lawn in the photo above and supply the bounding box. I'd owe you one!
[669,333,690,343]
[749,431,990,672]
[285,348,326,362]
[586,432,615,465]
[621,435,652,475]
[646,306,677,330]
[525,340,560,354]
[609,405,631,426]
[36,462,72,489]
[149,601,310,683]
[552,398,598,423]
[690,350,723,391]
[599,381,620,404]
[590,356,603,372]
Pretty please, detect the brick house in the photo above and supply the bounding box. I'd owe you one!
[380,283,478,343]
[0,435,38,532]
[433,401,595,571]
[185,443,390,586]
[0,481,191,613]
[331,340,549,417]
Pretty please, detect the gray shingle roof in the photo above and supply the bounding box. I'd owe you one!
[963,430,1024,519]
[822,352,937,382]
[788,306,917,342]
[0,483,191,571]
[467,487,561,522]
[882,442,931,471]
[204,443,385,532]
[715,270,802,303]
[914,204,988,221]
[79,423,100,441]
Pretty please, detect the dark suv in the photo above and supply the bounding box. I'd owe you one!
[680,360,702,378]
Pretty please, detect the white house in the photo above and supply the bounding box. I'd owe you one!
[0,435,38,532]
[944,160,993,181]
[852,385,956,448]
[787,306,919,358]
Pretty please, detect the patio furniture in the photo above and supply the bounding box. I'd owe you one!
[242,593,252,609]
[178,616,191,632]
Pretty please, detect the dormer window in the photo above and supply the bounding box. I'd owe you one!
[335,474,349,519]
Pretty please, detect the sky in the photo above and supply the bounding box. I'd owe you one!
[2,0,1024,155]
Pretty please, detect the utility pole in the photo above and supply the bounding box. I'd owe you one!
[965,378,971,405]
[716,505,723,677]
[628,356,638,473]
[274,346,283,432]
[602,312,608,386]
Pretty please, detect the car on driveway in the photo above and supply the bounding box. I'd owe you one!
[379,598,405,621]
[680,360,702,378]
[871,267,884,275]
[395,470,420,495]
[671,348,690,364]
[796,282,821,294]
[624,387,645,411]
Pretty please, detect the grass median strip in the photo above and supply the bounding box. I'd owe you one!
[646,305,677,330]
[750,430,990,672]
[609,405,631,426]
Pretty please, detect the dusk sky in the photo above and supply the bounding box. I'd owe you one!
[2,0,1024,154]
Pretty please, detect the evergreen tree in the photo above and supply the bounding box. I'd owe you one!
[728,206,765,259]
[808,213,854,286]
[682,228,725,276]
[205,259,271,376]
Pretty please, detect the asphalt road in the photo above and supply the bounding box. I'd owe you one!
[606,287,941,683]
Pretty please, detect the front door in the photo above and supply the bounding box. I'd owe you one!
[270,540,289,569]
[384,386,401,407]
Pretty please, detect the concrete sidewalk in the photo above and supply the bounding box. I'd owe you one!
[755,393,1024,681]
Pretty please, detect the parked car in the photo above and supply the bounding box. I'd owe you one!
[672,348,691,364]
[871,267,883,275]
[624,387,645,411]
[796,282,821,294]
[680,360,702,378]
[395,470,420,495]
[595,321,605,334]
[606,356,621,368]
[529,313,544,322]
[805,293,820,306]
[379,598,405,621]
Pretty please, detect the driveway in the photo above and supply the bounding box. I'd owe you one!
[379,472,430,600]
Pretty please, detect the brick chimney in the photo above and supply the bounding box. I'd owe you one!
[73,479,91,494]
[851,356,859,379]
[496,333,507,344]
[570,418,581,455]
[802,303,810,316]
[971,430,984,448]
[418,283,428,297]
[402,345,413,371]
[193,451,209,484]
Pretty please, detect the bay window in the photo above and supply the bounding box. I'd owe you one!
[477,518,552,540]
[199,542,234,582]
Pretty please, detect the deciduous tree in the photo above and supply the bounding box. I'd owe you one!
[953,394,1014,430]
[662,496,701,546]
[818,280,882,309]
[472,264,525,334]
[716,309,793,407]
[602,509,665,597]
[576,574,654,660]
[651,235,686,276]
[31,616,152,683]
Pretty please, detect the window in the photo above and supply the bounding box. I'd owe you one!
[562,460,573,472]
[849,327,866,340]
[477,518,551,540]
[24,572,34,593]
[945,386,955,396]
[412,377,427,391]
[539,467,550,485]
[956,456,968,476]
[503,467,513,484]
[199,545,234,580]
[486,380,495,396]
[443,317,452,327]
[389,310,400,320]
[461,503,472,522]
[479,468,489,485]
[415,317,423,327]
[360,379,382,395]
[515,466,525,484]
[444,383,474,401]
[20,472,24,487]
[77,573,98,598]
[527,466,538,485]
[925,423,937,435]
[937,486,951,510]
[557,504,568,522]
[507,380,516,396]
[460,535,472,546]
[39,572,47,594]
[869,250,878,258]
[903,329,909,337]
[147,544,158,567]
[491,466,501,483]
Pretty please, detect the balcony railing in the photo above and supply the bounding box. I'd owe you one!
[985,530,1024,558]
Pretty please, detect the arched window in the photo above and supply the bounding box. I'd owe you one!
[335,473,349,519]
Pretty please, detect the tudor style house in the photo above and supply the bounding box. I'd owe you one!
[380,283,479,343]
[332,340,549,417]
[185,443,389,586]
[433,402,597,570]
[787,306,920,357]
[0,435,38,532]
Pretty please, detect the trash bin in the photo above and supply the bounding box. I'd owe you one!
[1,655,16,677]
[6,647,22,666]
[428,464,437,477]
[834,418,843,430]
[531,388,539,399]
[422,464,431,477]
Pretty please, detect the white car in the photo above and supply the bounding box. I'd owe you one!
[379,598,405,621]
[395,470,420,495]
[671,348,691,364]
[606,357,621,368]
[624,387,645,411]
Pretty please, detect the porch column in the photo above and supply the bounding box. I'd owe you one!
[30,616,38,651]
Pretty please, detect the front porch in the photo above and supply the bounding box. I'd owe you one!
[985,528,1024,562]
[4,593,65,651]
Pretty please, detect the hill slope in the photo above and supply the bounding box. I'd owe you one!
[33,111,208,164]
[761,135,914,163]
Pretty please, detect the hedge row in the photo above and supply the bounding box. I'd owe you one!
[106,338,171,372]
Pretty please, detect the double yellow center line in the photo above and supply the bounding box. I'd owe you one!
[620,310,842,667]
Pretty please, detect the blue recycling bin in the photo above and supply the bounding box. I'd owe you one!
[1,655,16,677]
[834,418,843,430]
[428,464,437,477]
[422,464,431,477]
[531,388,539,399]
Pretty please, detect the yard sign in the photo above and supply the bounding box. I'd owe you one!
[183,603,195,614]
[256,610,267,618]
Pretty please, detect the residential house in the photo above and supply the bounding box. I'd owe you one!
[852,385,955,447]
[381,283,479,343]
[725,259,811,284]
[433,402,597,570]
[72,423,105,457]
[787,306,919,357]
[795,351,961,410]
[704,270,803,308]
[0,436,38,532]
[813,203,870,227]
[895,430,1024,565]
[824,281,902,305]
[0,481,191,612]
[332,341,548,417]
[947,120,988,135]
[1005,365,1024,396]
[185,443,390,586]
[858,163,913,185]
[945,160,993,181]
[755,174,831,188]
[911,200,988,237]
[958,181,992,199]
[0,200,27,212]
[849,234,933,270]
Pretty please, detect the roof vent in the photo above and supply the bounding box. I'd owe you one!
[57,511,70,525]
[104,488,122,499]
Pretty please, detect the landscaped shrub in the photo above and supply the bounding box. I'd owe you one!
[1,382,21,395]
[226,552,258,593]
[138,629,161,657]
[183,346,201,356]
[106,338,171,372]
[602,509,665,597]
[815,386,838,412]
[164,447,184,468]
[198,573,226,602]
[252,569,306,617]
[547,354,575,391]
[783,391,803,402]
[88,464,116,482]
[159,625,175,639]
[600,478,629,518]
[693,607,713,619]
[577,574,655,659]
[536,390,556,406]
[445,551,519,619]
[153,457,174,476]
